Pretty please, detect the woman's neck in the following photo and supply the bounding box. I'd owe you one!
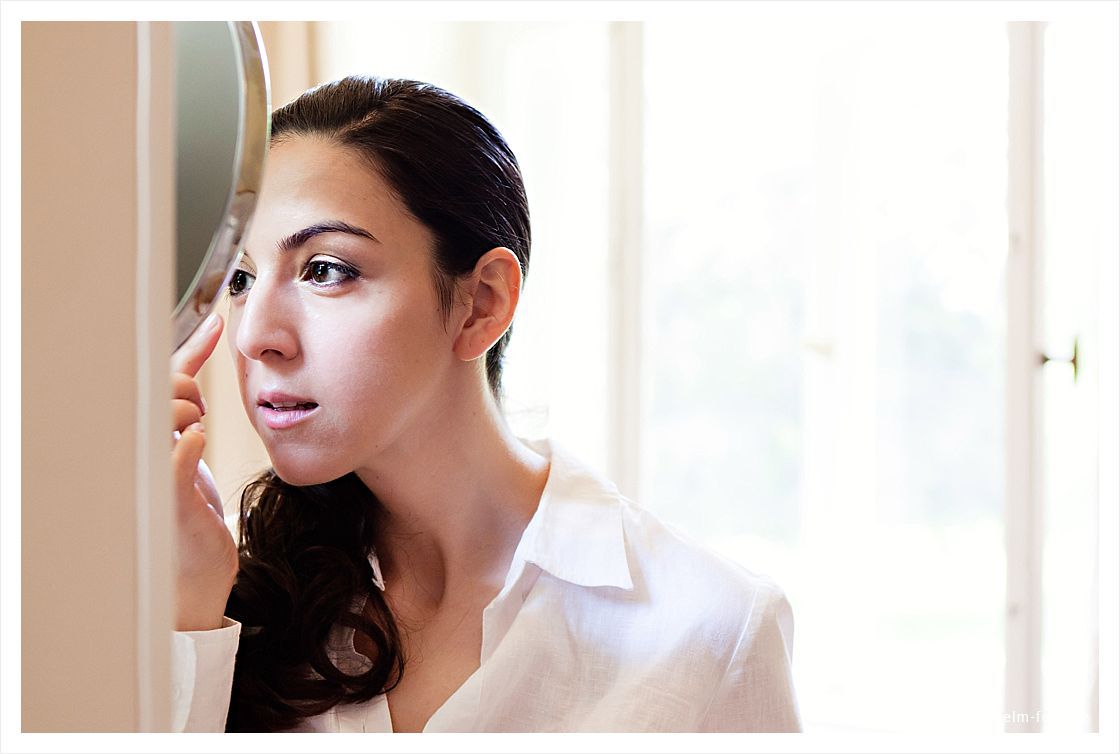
[353,378,550,612]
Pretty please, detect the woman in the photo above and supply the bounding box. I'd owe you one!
[170,76,801,733]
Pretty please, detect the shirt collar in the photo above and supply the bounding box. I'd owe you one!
[511,436,635,591]
[366,436,635,593]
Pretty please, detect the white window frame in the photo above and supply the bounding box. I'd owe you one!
[606,21,645,501]
[1005,20,1046,734]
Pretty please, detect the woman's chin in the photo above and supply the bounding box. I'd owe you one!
[267,455,347,487]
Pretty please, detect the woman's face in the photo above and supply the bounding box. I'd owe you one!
[229,136,458,485]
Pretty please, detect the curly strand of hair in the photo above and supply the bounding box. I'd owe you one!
[224,471,404,732]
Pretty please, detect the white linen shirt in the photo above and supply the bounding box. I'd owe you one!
[172,436,802,732]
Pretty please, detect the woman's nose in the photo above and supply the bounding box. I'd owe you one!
[234,275,300,362]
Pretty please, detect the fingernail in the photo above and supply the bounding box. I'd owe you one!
[187,422,205,434]
[200,396,208,415]
[202,312,220,333]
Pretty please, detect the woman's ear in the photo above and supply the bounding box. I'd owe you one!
[452,247,522,362]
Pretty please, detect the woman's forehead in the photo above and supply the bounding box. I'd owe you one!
[256,138,426,252]
[267,138,388,201]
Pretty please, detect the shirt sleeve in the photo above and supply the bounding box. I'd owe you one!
[697,584,803,732]
[171,616,241,732]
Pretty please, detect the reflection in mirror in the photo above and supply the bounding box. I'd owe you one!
[172,21,270,350]
[174,23,239,308]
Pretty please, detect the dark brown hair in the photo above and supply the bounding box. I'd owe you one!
[224,76,531,731]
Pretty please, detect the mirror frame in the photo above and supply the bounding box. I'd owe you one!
[172,20,271,350]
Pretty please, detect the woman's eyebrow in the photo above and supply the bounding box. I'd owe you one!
[276,220,380,253]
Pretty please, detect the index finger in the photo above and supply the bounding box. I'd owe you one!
[171,312,224,377]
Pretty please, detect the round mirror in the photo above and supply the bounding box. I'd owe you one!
[172,21,270,350]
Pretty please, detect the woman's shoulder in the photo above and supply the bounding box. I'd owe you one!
[526,436,791,644]
[615,497,791,633]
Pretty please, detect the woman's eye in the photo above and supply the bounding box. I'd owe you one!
[303,260,358,287]
[228,269,255,297]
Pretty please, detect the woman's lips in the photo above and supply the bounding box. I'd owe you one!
[256,390,318,430]
[257,402,319,430]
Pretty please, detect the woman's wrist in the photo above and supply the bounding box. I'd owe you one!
[176,588,232,632]
[176,611,228,632]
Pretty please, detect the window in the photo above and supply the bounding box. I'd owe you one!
[643,19,1008,733]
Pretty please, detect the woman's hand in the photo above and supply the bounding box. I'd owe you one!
[170,313,239,632]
